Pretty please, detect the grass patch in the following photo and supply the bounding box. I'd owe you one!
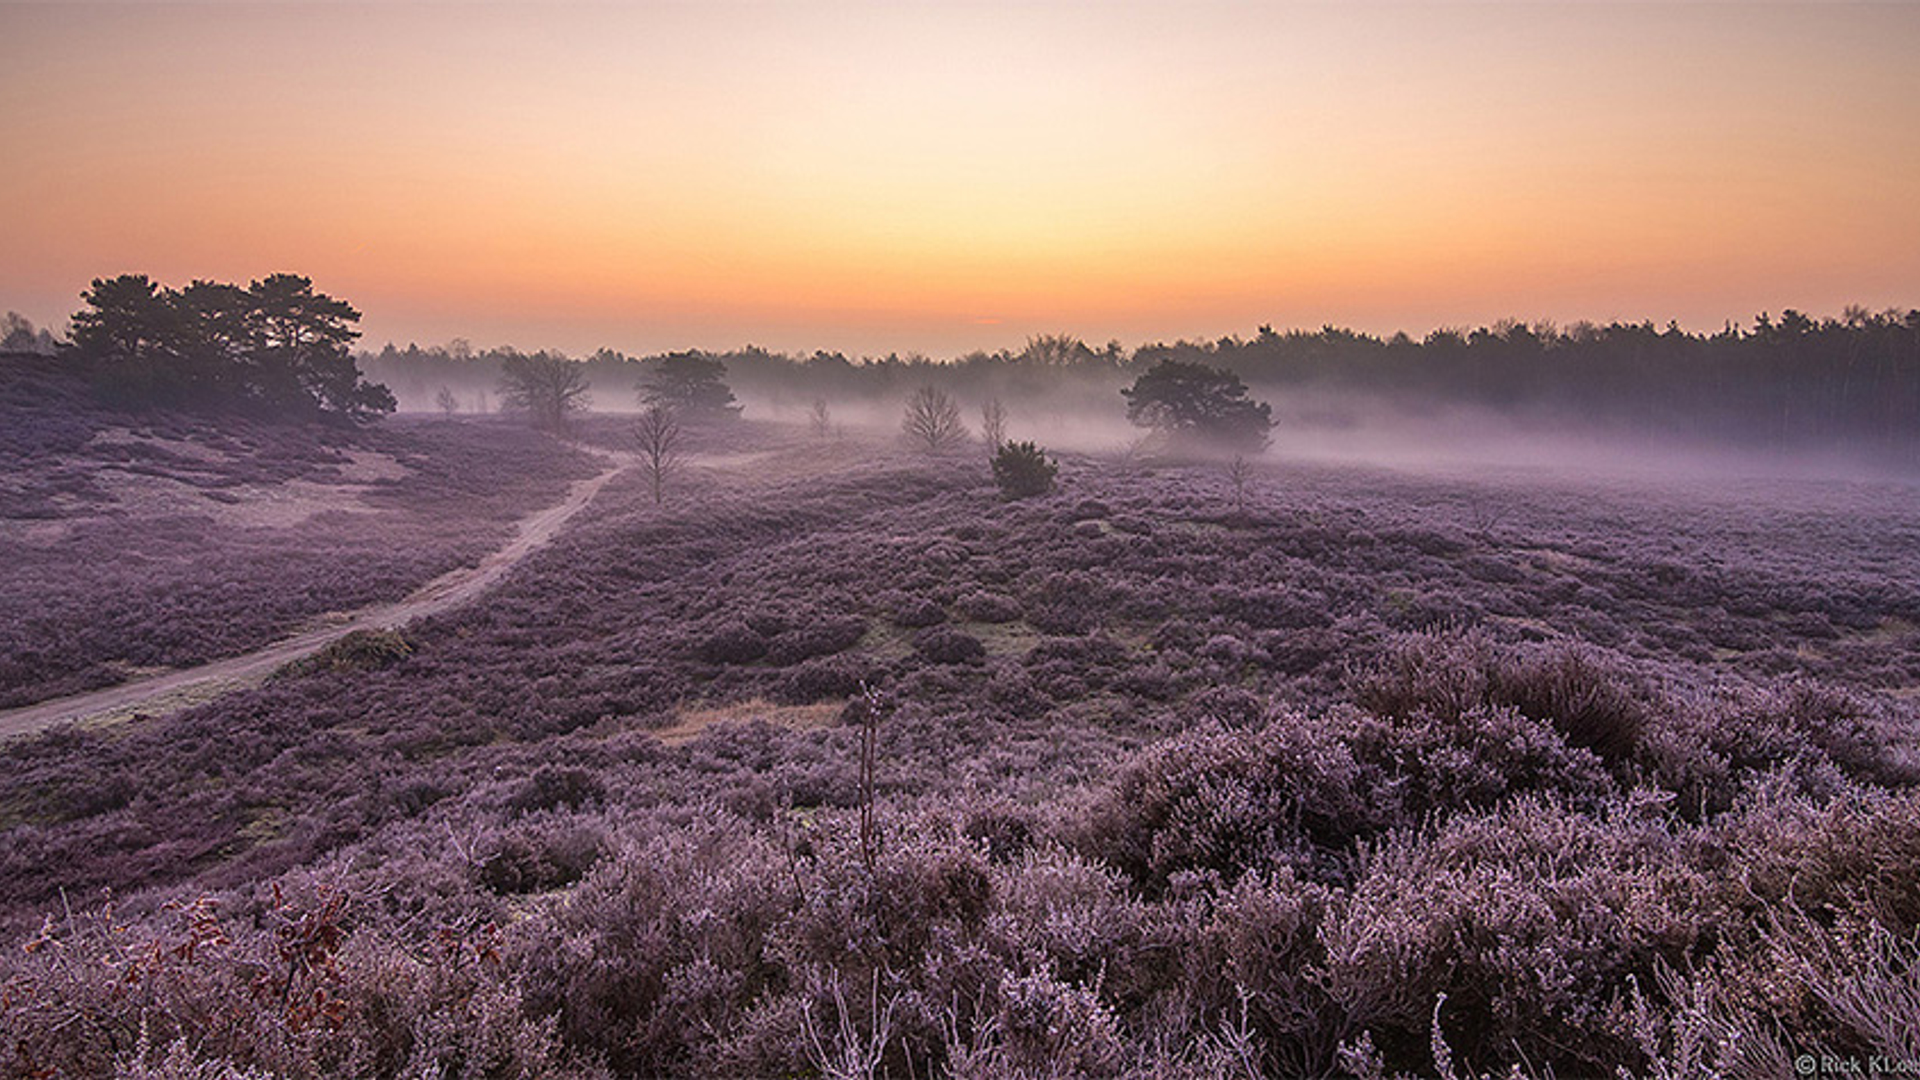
[650,696,845,747]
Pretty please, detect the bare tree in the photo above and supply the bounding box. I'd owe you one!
[1021,333,1093,366]
[980,397,1008,452]
[1226,455,1252,520]
[809,398,833,439]
[434,386,459,418]
[497,352,589,432]
[633,404,682,505]
[901,386,966,452]
[1465,495,1505,541]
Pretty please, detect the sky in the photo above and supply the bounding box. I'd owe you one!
[3,1,1917,359]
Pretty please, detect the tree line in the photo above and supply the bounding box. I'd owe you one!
[19,275,1917,443]
[1160,309,1920,443]
[366,310,1920,444]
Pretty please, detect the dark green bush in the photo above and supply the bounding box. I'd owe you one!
[991,440,1057,499]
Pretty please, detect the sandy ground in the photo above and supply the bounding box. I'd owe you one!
[646,698,844,747]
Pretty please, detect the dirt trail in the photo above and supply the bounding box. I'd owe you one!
[0,457,630,740]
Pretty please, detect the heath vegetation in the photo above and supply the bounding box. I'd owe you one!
[4,313,1920,1077]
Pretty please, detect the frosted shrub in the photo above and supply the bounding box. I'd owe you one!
[1080,715,1388,892]
[1325,799,1711,1077]
[513,819,795,1075]
[1356,629,1650,766]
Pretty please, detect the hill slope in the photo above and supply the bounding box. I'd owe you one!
[0,352,599,708]
[5,425,1920,1077]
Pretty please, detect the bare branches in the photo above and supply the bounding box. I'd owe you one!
[498,353,590,432]
[902,386,967,453]
[1226,455,1252,520]
[856,681,884,878]
[633,404,683,505]
[980,398,1008,452]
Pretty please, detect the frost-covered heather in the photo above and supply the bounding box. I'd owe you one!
[0,357,600,707]
[4,415,1919,1077]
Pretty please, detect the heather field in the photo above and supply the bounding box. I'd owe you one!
[5,399,1920,1078]
[9,0,1917,1072]
[0,357,600,708]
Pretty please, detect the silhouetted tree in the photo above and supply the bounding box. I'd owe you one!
[809,398,833,439]
[69,275,183,404]
[1122,359,1273,454]
[66,272,393,420]
[498,352,590,432]
[171,280,253,397]
[1021,333,1095,367]
[633,404,682,505]
[642,352,740,421]
[246,274,393,419]
[902,386,967,452]
[435,386,460,418]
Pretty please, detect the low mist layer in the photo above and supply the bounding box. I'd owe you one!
[361,311,1920,481]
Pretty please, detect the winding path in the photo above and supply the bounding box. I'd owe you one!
[0,457,629,740]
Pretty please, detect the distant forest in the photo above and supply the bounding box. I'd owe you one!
[363,308,1920,446]
[13,303,1920,444]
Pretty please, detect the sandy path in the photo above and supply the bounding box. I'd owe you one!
[0,458,629,740]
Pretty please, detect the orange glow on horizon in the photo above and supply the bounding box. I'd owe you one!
[2,2,1916,357]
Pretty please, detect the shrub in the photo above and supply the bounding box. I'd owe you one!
[1324,800,1713,1077]
[1079,715,1388,892]
[1349,702,1616,819]
[961,803,1038,864]
[1022,571,1104,635]
[1775,681,1920,788]
[955,590,1022,624]
[508,767,606,815]
[764,616,867,666]
[699,620,768,664]
[275,628,414,679]
[911,626,986,666]
[882,592,946,629]
[774,653,880,704]
[991,440,1057,499]
[8,402,1920,1078]
[1355,630,1648,766]
[478,823,605,895]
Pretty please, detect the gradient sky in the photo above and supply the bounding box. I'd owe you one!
[3,1,1917,358]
